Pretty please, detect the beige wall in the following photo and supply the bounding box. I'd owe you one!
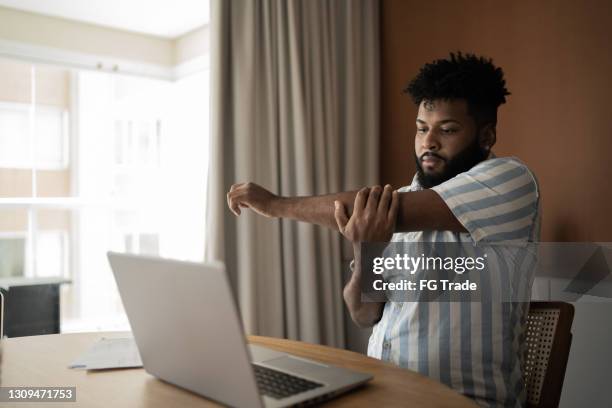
[0,169,33,198]
[0,57,31,104]
[0,6,208,68]
[35,65,71,108]
[0,169,70,199]
[0,208,71,232]
[380,0,612,241]
[0,209,28,231]
[38,209,71,230]
[0,6,175,67]
[0,58,70,107]
[175,26,210,65]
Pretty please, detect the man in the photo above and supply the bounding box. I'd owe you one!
[227,53,539,407]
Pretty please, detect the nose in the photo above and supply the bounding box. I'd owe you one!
[421,130,441,152]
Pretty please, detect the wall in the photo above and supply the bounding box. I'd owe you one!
[0,6,209,78]
[0,6,174,67]
[175,26,210,65]
[380,0,612,242]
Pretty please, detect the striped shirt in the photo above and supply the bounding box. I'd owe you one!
[367,156,541,407]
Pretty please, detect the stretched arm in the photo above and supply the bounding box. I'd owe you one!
[227,182,465,233]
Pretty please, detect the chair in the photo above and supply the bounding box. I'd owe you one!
[524,301,574,408]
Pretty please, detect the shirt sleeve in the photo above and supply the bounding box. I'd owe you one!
[431,157,539,243]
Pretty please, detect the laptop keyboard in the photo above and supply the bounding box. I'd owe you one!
[253,364,324,400]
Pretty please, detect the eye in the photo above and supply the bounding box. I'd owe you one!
[417,128,428,134]
[441,128,458,134]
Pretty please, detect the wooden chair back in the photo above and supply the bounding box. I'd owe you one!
[524,301,574,408]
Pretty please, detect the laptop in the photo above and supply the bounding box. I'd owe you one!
[107,252,372,407]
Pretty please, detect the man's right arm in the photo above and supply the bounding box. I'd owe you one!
[333,185,398,328]
[342,247,385,328]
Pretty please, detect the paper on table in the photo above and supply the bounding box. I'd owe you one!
[69,337,143,370]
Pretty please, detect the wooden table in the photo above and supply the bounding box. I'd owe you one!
[0,332,477,407]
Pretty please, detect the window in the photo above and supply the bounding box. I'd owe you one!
[0,57,209,332]
[0,103,68,169]
[0,234,26,278]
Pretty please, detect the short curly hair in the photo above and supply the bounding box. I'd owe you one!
[404,52,510,125]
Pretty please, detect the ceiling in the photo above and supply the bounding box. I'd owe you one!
[0,0,209,39]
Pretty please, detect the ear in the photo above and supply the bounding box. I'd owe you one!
[478,123,497,151]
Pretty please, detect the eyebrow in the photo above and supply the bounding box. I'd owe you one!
[416,119,462,125]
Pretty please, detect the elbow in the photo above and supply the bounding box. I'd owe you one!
[352,315,377,329]
[347,296,382,329]
[348,306,382,329]
[342,285,383,328]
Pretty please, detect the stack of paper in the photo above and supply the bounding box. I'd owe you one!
[69,337,143,370]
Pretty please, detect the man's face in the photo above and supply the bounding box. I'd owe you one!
[414,99,489,188]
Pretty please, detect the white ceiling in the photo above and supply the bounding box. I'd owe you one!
[0,0,209,39]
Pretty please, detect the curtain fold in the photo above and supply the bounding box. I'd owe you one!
[206,0,379,347]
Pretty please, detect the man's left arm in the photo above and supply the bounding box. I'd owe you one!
[395,189,466,232]
[227,183,466,233]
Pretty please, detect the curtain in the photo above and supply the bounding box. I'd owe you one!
[206,0,379,347]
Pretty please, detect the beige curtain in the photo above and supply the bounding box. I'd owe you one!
[206,0,379,347]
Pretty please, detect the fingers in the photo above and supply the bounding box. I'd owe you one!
[365,185,382,214]
[388,190,399,225]
[226,182,247,216]
[334,200,349,233]
[377,184,392,215]
[227,182,277,218]
[227,189,239,216]
[352,187,369,216]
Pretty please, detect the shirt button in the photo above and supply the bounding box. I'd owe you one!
[382,341,391,350]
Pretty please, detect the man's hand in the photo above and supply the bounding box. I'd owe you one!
[334,185,399,243]
[226,182,280,217]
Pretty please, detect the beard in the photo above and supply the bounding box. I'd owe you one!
[415,137,489,189]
